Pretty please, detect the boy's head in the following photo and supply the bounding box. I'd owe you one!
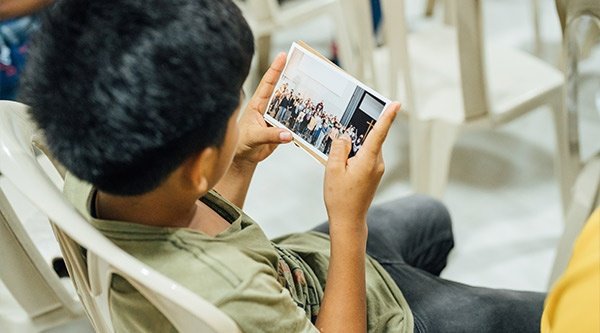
[22,0,254,196]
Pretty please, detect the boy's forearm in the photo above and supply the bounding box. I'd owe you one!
[0,0,52,19]
[316,224,367,332]
[213,160,257,209]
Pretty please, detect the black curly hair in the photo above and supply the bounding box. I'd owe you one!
[21,0,254,195]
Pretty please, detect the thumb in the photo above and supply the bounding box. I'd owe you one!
[327,136,352,172]
[250,127,293,146]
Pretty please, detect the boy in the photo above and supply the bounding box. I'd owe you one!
[23,0,545,332]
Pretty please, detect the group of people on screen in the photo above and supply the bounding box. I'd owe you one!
[268,83,364,156]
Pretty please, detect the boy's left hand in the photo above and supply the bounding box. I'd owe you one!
[234,53,292,167]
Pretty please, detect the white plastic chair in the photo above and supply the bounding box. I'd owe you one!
[548,0,600,286]
[548,153,600,286]
[0,185,85,332]
[236,0,358,80]
[0,100,241,333]
[358,0,573,208]
[424,0,543,55]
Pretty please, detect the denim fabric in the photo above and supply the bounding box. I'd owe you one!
[313,195,545,333]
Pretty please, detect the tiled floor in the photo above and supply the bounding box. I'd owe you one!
[1,0,599,331]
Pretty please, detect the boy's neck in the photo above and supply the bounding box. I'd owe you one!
[95,188,199,228]
[95,187,232,236]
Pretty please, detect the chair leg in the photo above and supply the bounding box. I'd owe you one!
[256,34,272,76]
[410,119,433,195]
[425,0,436,17]
[331,1,357,77]
[549,197,593,287]
[548,224,577,287]
[427,120,459,198]
[341,0,364,80]
[410,119,459,198]
[548,155,600,287]
[443,0,456,26]
[243,55,260,99]
[550,95,580,214]
[388,50,400,100]
[531,0,543,56]
[381,0,411,101]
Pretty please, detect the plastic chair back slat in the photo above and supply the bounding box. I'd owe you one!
[0,188,83,329]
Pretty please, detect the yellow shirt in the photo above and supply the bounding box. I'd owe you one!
[541,208,600,333]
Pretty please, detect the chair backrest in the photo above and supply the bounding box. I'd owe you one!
[556,0,600,32]
[378,0,489,119]
[548,152,600,285]
[0,100,241,333]
[548,0,600,285]
[51,218,113,332]
[0,186,84,331]
[555,0,600,178]
[556,0,600,61]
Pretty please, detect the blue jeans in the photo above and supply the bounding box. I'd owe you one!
[313,195,545,333]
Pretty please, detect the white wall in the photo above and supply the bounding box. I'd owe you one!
[282,48,355,119]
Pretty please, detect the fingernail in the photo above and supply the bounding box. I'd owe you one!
[339,134,351,142]
[279,131,292,141]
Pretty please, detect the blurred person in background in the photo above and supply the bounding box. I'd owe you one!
[1,0,52,99]
[541,208,600,333]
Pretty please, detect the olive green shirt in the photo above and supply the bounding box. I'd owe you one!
[64,174,413,332]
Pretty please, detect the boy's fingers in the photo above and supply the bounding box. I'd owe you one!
[361,102,399,157]
[249,128,292,146]
[251,53,287,114]
[326,136,352,172]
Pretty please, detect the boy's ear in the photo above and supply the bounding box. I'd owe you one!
[182,147,219,193]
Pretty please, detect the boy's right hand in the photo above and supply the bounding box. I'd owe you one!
[234,53,292,168]
[323,103,399,238]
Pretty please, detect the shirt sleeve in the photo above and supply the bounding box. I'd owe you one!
[541,209,600,333]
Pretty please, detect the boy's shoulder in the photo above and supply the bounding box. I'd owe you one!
[64,174,315,332]
[62,173,280,298]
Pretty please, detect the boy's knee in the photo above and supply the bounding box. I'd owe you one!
[366,194,450,233]
[409,194,452,230]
